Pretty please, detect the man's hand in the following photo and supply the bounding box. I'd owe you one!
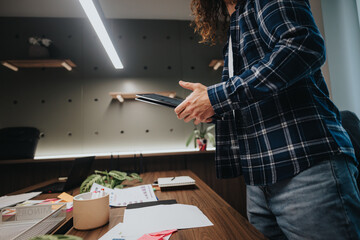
[175,81,215,125]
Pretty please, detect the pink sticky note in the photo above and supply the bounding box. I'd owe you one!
[138,229,177,240]
[149,229,177,236]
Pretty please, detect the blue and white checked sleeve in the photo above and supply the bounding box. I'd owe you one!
[207,0,326,116]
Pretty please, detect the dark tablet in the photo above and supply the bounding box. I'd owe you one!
[135,93,223,120]
[135,94,184,108]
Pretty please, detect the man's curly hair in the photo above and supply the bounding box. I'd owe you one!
[190,0,242,45]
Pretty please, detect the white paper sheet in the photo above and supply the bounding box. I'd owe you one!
[98,223,172,240]
[0,192,42,209]
[122,204,213,236]
[90,183,157,207]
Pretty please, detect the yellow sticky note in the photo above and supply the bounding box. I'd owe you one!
[58,192,74,202]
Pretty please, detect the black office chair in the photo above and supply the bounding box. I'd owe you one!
[0,127,40,160]
[340,111,360,187]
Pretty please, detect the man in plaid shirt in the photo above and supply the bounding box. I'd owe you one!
[175,0,360,239]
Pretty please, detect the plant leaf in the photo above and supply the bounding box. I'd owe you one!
[114,184,124,189]
[206,125,215,132]
[186,131,195,147]
[194,129,200,138]
[111,179,119,188]
[80,174,102,193]
[205,132,215,146]
[129,173,142,182]
[95,170,108,176]
[109,170,127,181]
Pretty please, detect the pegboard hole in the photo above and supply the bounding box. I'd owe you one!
[93,66,98,71]
[68,132,72,136]
[145,129,149,133]
[40,133,45,138]
[190,66,195,70]
[142,35,147,40]
[170,128,174,132]
[68,99,72,103]
[118,35,122,39]
[94,131,99,135]
[15,34,20,39]
[120,130,124,134]
[68,35,72,39]
[94,98,99,102]
[41,100,46,104]
[167,66,172,70]
[166,36,171,40]
[143,66,148,70]
[13,100,18,105]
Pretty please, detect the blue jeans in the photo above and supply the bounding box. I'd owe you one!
[247,154,360,240]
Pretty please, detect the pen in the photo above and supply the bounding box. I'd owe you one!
[171,177,175,181]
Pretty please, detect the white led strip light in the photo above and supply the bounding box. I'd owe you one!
[79,0,124,69]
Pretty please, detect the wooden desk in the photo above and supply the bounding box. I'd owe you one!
[67,170,266,240]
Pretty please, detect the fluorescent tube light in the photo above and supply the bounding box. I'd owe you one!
[79,0,124,69]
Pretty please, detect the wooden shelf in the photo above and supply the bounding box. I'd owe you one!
[1,59,76,71]
[109,91,176,102]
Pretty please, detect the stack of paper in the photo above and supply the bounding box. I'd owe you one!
[99,203,213,240]
[123,204,213,235]
[0,192,42,209]
[99,223,173,240]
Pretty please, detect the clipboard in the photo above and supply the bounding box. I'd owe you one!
[135,93,223,120]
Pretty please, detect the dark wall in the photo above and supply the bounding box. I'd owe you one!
[0,17,222,157]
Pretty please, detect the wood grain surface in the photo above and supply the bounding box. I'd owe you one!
[66,170,266,240]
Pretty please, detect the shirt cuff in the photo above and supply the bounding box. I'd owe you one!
[207,82,234,115]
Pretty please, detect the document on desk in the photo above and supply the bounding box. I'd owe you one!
[122,204,213,236]
[90,183,157,207]
[0,192,42,209]
[98,223,173,240]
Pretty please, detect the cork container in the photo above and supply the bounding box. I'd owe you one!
[73,192,110,230]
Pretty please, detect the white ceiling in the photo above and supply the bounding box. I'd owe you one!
[0,0,193,20]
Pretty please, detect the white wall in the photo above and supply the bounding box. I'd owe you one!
[321,0,360,117]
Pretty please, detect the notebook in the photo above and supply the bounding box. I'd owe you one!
[157,176,196,190]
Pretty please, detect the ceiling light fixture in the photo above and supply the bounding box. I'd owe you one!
[79,0,124,69]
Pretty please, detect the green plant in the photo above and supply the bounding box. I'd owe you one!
[186,123,215,148]
[80,170,142,193]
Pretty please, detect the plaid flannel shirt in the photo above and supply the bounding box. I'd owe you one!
[207,0,356,185]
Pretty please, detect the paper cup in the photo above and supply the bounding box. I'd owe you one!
[73,192,110,230]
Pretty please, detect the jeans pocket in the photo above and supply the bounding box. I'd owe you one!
[345,157,360,196]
